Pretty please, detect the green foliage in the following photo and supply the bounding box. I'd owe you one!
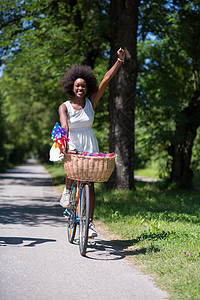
[0,92,8,171]
[136,1,200,178]
[0,0,110,166]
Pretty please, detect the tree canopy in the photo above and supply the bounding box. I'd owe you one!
[0,0,110,166]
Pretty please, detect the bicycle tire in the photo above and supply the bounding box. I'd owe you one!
[79,184,90,256]
[67,182,77,243]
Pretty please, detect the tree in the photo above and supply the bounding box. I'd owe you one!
[167,4,200,188]
[0,91,8,171]
[136,1,200,188]
[0,0,110,164]
[109,0,140,189]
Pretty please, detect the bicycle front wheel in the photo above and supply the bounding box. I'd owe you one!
[67,182,77,243]
[79,184,90,256]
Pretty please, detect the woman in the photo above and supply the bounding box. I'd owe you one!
[59,48,125,237]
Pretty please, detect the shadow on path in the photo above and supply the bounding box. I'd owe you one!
[0,236,56,247]
[0,202,65,226]
[0,175,53,186]
[84,237,160,261]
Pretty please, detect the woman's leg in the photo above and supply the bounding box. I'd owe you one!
[89,183,95,221]
[65,176,73,190]
[88,182,97,237]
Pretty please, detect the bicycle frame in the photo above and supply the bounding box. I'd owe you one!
[65,180,91,256]
[65,180,81,222]
[73,180,81,222]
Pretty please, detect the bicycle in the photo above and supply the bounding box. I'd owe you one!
[63,151,115,256]
[64,180,91,256]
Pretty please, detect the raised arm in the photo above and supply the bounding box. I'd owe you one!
[90,48,125,109]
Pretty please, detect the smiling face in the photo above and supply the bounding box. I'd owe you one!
[73,78,87,98]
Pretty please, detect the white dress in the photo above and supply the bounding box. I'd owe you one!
[63,98,99,153]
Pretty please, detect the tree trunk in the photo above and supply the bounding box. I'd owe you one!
[169,131,196,189]
[109,0,140,189]
[168,91,200,189]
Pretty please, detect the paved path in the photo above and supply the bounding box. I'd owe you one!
[0,159,168,300]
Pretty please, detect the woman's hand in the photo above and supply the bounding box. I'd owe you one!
[117,48,125,61]
[90,47,125,108]
[61,136,69,155]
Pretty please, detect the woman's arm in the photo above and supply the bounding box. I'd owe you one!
[59,104,69,153]
[90,48,125,109]
[59,104,69,133]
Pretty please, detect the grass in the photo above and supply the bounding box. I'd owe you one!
[94,182,200,299]
[44,162,200,300]
[135,161,160,179]
[134,161,159,179]
[134,167,159,179]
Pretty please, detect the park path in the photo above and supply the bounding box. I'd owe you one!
[0,159,168,300]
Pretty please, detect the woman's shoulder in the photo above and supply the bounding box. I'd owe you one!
[63,100,70,106]
[62,100,72,111]
[59,101,70,114]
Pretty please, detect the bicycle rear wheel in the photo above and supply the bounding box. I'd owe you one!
[67,182,77,243]
[79,184,90,256]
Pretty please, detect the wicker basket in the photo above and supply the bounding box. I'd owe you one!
[63,154,115,182]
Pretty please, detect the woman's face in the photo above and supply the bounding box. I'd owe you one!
[73,78,87,98]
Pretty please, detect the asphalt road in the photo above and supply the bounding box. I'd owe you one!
[0,159,168,300]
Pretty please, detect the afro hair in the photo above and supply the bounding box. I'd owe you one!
[59,65,98,97]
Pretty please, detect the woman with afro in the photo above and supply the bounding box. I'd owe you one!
[59,48,125,237]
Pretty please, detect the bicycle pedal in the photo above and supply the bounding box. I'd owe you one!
[63,210,70,219]
[88,240,96,246]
